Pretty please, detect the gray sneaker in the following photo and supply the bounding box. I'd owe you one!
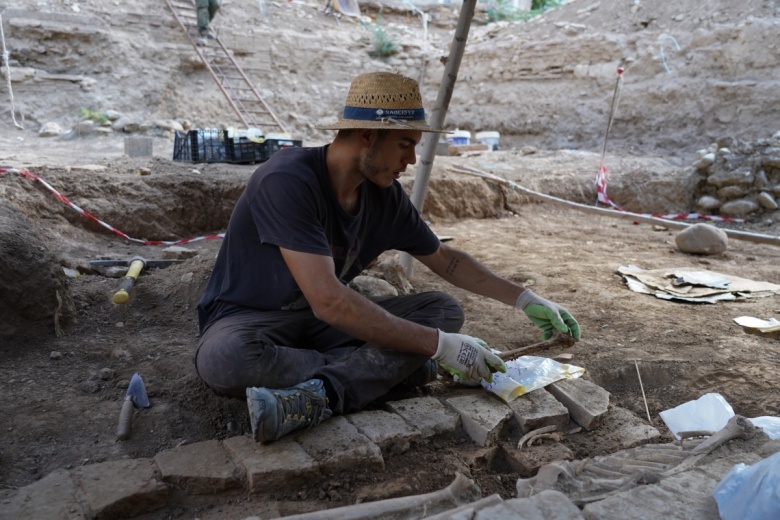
[246,379,332,443]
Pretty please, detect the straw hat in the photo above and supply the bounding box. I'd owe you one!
[317,72,447,133]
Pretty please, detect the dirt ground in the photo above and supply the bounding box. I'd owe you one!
[1,0,779,518]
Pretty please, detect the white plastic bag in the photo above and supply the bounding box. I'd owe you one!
[480,355,584,403]
[712,451,780,520]
[659,393,734,440]
[748,416,780,440]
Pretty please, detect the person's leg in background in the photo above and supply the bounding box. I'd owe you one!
[196,0,220,39]
[208,0,222,32]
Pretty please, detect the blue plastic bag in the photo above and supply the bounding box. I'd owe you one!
[712,451,780,520]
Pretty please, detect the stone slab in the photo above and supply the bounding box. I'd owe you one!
[295,416,385,473]
[508,388,570,434]
[346,409,422,451]
[582,469,720,520]
[0,469,86,520]
[596,406,662,450]
[223,434,320,495]
[696,452,763,482]
[447,393,513,446]
[72,458,167,520]
[385,396,461,438]
[547,378,610,431]
[153,439,241,494]
[477,489,583,519]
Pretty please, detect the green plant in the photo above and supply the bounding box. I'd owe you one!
[79,108,110,125]
[367,14,398,60]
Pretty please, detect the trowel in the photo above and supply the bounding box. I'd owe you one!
[116,372,151,441]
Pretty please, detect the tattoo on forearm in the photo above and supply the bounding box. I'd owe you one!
[445,257,459,276]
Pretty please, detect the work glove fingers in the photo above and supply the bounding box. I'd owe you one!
[561,310,582,341]
[525,303,567,333]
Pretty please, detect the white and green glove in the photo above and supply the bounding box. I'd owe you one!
[515,290,581,341]
[433,330,507,383]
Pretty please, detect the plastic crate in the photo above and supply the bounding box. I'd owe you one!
[225,136,269,164]
[172,129,228,163]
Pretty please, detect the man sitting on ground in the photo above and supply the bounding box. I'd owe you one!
[195,71,581,443]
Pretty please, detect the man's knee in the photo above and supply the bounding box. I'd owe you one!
[429,291,465,332]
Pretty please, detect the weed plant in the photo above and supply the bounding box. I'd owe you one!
[366,13,399,60]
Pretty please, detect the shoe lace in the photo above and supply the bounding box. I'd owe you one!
[277,390,328,427]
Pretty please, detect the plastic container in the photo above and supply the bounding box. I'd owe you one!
[447,129,471,146]
[475,131,500,151]
[173,128,227,163]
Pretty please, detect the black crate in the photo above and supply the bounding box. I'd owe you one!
[225,136,269,164]
[172,129,228,163]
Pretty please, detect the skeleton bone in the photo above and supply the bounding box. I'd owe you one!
[422,494,503,520]
[498,332,576,361]
[517,425,558,449]
[273,472,481,520]
[663,415,755,477]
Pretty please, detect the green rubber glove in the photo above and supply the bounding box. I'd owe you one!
[515,290,581,341]
[433,330,507,383]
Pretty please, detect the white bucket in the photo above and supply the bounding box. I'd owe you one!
[475,131,500,151]
[447,129,471,146]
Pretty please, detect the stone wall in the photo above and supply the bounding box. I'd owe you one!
[692,133,780,219]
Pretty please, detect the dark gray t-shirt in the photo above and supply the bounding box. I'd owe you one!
[197,145,440,334]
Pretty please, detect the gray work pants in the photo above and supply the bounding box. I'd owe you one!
[196,0,221,32]
[194,291,464,414]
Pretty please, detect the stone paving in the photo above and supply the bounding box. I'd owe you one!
[3,377,768,520]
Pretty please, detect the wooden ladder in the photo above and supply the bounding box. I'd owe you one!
[164,0,287,133]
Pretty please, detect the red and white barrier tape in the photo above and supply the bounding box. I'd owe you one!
[0,167,225,245]
[594,67,743,224]
[594,162,744,223]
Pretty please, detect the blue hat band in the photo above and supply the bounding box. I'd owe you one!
[342,106,426,121]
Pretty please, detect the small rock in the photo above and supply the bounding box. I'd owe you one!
[162,245,198,260]
[99,368,115,381]
[348,275,398,300]
[112,347,132,360]
[675,223,728,255]
[115,322,124,328]
[50,351,63,360]
[695,195,721,210]
[720,198,760,217]
[138,167,152,176]
[78,380,101,394]
[39,122,63,137]
[756,192,778,210]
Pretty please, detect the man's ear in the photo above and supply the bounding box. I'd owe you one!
[357,128,376,146]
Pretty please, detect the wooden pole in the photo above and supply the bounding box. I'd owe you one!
[400,0,477,277]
